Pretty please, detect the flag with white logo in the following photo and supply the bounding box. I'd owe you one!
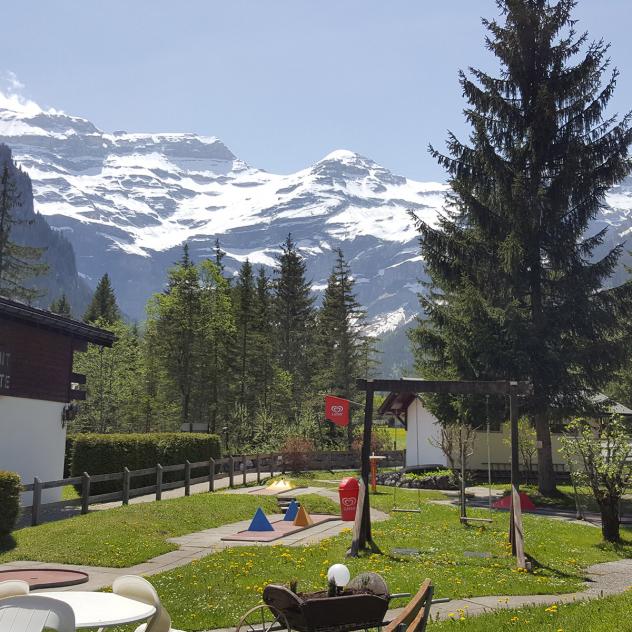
[324,395,350,427]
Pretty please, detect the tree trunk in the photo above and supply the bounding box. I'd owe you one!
[534,410,556,495]
[600,498,620,543]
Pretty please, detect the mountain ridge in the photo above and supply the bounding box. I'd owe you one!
[1,94,631,338]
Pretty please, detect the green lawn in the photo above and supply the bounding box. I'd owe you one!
[383,426,407,450]
[0,492,338,567]
[429,590,632,630]
[146,487,632,631]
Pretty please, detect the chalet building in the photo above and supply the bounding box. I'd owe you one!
[379,390,632,474]
[0,297,114,503]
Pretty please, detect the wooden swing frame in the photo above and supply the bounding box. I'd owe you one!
[348,378,530,570]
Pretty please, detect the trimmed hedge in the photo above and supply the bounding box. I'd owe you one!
[0,471,21,537]
[70,433,222,495]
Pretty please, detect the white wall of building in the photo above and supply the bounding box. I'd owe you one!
[0,395,66,505]
[405,398,448,468]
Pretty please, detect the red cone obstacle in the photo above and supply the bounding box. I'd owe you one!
[492,492,537,512]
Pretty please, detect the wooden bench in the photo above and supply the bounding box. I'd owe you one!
[384,579,433,632]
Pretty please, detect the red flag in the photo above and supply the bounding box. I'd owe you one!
[324,395,350,427]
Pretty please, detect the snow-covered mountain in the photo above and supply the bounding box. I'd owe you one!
[1,94,632,336]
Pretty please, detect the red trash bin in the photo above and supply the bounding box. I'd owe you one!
[338,477,360,521]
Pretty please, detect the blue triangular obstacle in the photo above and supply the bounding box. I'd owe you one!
[248,507,274,532]
[284,500,299,521]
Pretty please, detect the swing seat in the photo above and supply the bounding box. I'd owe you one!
[459,516,493,524]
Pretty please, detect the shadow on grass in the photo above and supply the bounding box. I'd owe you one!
[0,534,17,554]
[526,553,588,582]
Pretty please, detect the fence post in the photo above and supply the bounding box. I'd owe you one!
[31,477,42,526]
[156,464,163,501]
[242,457,247,486]
[229,457,235,488]
[209,458,215,492]
[270,453,274,478]
[185,460,191,497]
[122,467,130,505]
[81,472,90,515]
[256,455,261,484]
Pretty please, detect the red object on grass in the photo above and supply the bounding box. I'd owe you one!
[338,477,360,521]
[492,492,537,511]
[324,395,350,427]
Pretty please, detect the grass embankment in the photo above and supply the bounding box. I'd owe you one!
[429,590,632,630]
[148,487,631,630]
[0,492,337,567]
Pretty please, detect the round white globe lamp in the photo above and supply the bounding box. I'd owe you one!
[327,564,350,588]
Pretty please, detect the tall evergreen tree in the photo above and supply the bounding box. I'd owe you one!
[198,258,236,433]
[412,0,632,494]
[50,294,72,318]
[234,260,256,405]
[251,267,276,411]
[317,249,370,446]
[273,234,316,409]
[147,245,201,430]
[0,163,47,302]
[84,273,120,324]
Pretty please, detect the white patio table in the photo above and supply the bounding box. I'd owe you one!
[33,591,155,630]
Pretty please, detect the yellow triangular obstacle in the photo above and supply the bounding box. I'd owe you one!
[266,479,293,492]
[293,505,313,527]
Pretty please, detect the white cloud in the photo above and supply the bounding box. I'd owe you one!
[0,71,62,116]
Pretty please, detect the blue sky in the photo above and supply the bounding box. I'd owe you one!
[3,1,631,180]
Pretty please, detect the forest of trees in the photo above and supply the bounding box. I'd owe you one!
[69,236,378,453]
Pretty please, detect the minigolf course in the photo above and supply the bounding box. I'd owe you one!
[221,505,336,542]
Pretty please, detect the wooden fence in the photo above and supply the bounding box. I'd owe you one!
[23,450,405,526]
[24,453,279,527]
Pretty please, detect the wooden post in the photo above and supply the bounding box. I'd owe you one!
[270,454,274,478]
[209,458,216,492]
[156,464,163,501]
[184,460,191,496]
[509,387,520,555]
[460,435,467,521]
[349,382,380,557]
[229,457,235,488]
[122,467,131,505]
[256,455,261,484]
[81,472,90,515]
[31,477,42,527]
[242,457,247,486]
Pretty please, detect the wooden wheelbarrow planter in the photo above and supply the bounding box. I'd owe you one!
[237,578,433,632]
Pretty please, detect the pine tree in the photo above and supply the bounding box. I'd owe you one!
[147,245,201,430]
[0,163,47,302]
[317,249,371,447]
[50,294,72,318]
[273,234,316,410]
[412,0,632,494]
[234,260,255,405]
[84,273,120,324]
[251,267,276,411]
[198,258,236,433]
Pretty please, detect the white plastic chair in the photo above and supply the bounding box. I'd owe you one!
[0,580,30,599]
[0,595,75,631]
[112,575,173,632]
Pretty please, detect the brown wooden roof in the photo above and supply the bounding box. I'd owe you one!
[0,297,115,347]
